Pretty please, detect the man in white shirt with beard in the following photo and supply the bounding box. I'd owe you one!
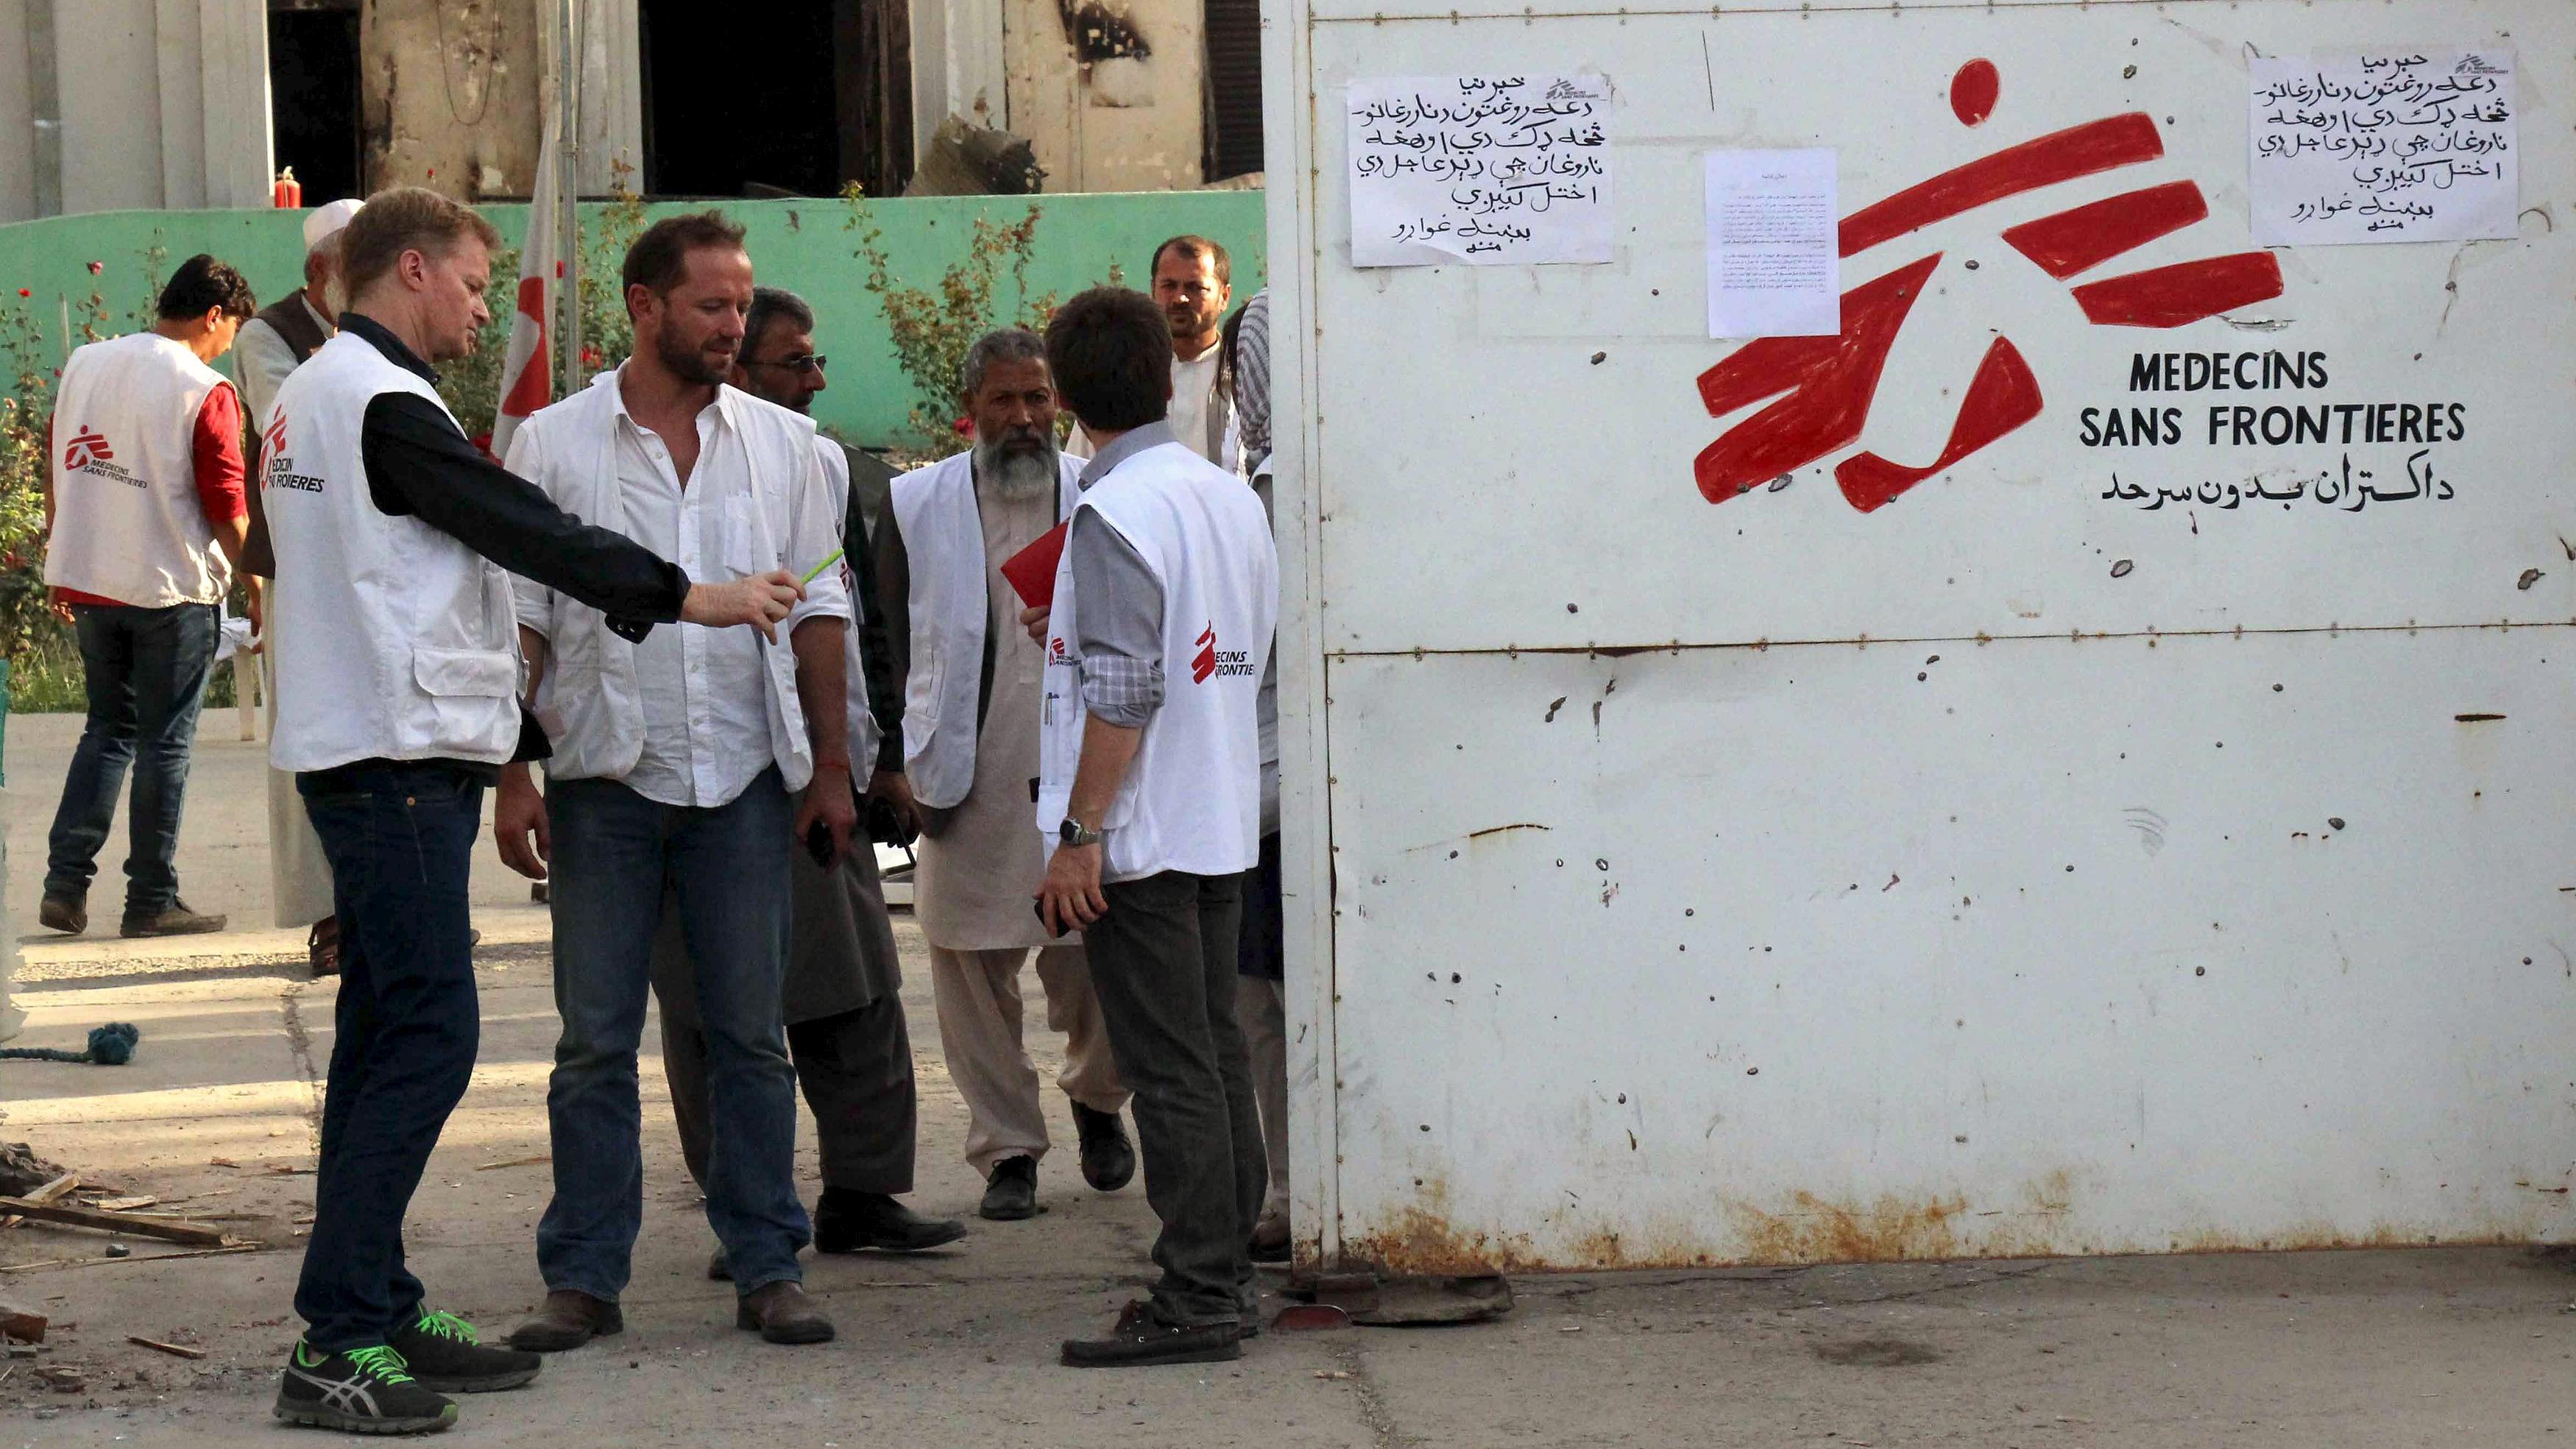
[877,329,1135,1222]
[495,212,854,1350]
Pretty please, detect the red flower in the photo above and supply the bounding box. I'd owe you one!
[953,416,974,436]
[85,261,102,275]
[14,289,26,298]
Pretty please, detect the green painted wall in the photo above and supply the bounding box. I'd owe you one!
[0,191,1267,449]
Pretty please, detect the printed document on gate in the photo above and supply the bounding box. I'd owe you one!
[1705,149,1839,338]
[1347,74,1614,267]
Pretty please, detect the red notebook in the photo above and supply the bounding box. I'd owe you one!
[1000,520,1070,609]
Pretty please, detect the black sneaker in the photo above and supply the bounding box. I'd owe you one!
[1072,1102,1136,1191]
[272,1340,457,1434]
[1061,1300,1243,1368]
[980,1155,1039,1220]
[387,1308,540,1393]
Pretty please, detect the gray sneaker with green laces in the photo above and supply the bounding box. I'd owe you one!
[272,1341,457,1435]
[388,1308,542,1392]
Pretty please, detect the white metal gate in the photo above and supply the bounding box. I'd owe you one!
[1264,0,2576,1269]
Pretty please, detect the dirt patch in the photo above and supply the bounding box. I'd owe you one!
[1812,1336,1945,1367]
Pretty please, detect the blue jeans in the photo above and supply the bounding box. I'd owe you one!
[537,768,808,1300]
[291,760,486,1350]
[44,601,219,912]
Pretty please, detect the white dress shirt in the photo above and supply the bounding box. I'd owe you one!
[613,390,781,809]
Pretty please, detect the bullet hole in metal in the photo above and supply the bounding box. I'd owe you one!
[2123,64,2137,78]
[1685,907,1695,916]
[1567,603,1579,613]
[2195,966,2206,976]
[1769,473,1794,492]
[1450,973,1461,984]
[1925,654,1939,665]
[1545,696,1566,722]
[2110,559,2135,578]
[1419,1124,1430,1132]
[2519,568,2544,590]
[1596,858,1610,871]
[2327,817,2346,831]
[1616,1093,1626,1104]
[1917,672,1928,681]
[1746,1067,1759,1075]
[1590,351,1607,365]
[2273,683,2284,692]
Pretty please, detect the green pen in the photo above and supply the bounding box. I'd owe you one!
[800,548,846,585]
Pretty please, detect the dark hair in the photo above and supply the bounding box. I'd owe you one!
[1150,234,1231,286]
[1044,288,1171,432]
[623,210,748,300]
[339,186,503,298]
[1215,302,1249,407]
[743,286,815,360]
[155,255,256,322]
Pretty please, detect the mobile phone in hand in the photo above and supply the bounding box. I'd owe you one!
[806,819,836,868]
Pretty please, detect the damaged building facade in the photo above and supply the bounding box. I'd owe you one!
[0,0,1261,224]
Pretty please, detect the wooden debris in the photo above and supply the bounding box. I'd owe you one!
[94,1196,158,1212]
[0,1172,80,1231]
[128,1335,207,1360]
[0,1197,230,1247]
[0,1297,46,1342]
[0,1243,263,1273]
[474,1155,551,1171]
[208,1157,240,1169]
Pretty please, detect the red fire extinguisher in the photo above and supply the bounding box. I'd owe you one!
[272,167,302,210]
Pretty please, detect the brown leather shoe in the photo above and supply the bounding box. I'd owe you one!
[735,1281,834,1345]
[506,1289,623,1352]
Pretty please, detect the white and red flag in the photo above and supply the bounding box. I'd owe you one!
[489,124,561,462]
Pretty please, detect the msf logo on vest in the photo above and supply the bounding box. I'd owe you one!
[1191,623,1255,684]
[262,411,326,495]
[61,427,139,486]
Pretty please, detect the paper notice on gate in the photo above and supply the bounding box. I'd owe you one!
[2249,49,2518,245]
[1347,74,1614,267]
[1705,149,1839,339]
[1001,521,1070,610]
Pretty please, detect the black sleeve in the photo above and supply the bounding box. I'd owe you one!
[872,500,913,765]
[841,480,906,773]
[360,393,688,641]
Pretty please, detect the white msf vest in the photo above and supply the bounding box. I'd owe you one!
[265,332,524,773]
[43,332,234,606]
[889,449,1083,808]
[1038,441,1278,882]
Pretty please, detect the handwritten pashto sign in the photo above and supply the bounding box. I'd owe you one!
[2250,49,2517,245]
[1347,74,1613,266]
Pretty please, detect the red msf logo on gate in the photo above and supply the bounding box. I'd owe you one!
[61,427,112,470]
[1696,60,2285,514]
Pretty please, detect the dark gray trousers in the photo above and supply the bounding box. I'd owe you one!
[1083,868,1264,1326]
[660,992,919,1197]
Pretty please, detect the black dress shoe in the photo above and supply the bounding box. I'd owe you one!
[814,1188,967,1253]
[1072,1102,1136,1192]
[980,1155,1039,1220]
[1061,1300,1242,1368]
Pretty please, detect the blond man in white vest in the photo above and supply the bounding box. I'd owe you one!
[1034,288,1278,1369]
[263,186,799,1434]
[38,255,258,940]
[877,328,1134,1223]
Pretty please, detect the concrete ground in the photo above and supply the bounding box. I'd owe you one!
[4,713,2576,1446]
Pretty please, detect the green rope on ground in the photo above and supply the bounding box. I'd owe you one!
[0,1021,141,1064]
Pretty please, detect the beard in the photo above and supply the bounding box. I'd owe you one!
[975,428,1060,500]
[653,319,732,386]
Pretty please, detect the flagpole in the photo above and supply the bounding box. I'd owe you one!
[557,0,584,397]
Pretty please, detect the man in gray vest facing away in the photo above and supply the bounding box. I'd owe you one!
[236,196,362,976]
[263,186,802,1435]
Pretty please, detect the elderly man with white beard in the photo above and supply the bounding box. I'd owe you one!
[876,330,1136,1222]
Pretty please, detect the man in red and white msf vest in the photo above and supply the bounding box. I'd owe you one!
[1033,288,1278,1369]
[38,255,259,939]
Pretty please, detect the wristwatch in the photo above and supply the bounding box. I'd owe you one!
[1058,818,1103,849]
